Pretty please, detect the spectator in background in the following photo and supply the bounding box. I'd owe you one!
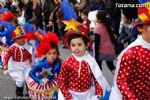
[18,0,24,11]
[23,0,33,22]
[56,9,65,40]
[94,10,116,74]
[43,0,51,28]
[32,0,43,30]
[11,0,19,14]
[89,0,105,11]
[117,16,138,54]
[80,9,90,36]
[4,0,12,10]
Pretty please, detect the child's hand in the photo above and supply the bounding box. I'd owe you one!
[47,75,54,81]
[30,63,33,68]
[121,39,126,44]
[90,95,102,100]
[2,65,8,71]
[38,81,43,85]
[36,79,44,85]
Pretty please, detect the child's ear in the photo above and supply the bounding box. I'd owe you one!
[137,25,143,33]
[86,42,90,49]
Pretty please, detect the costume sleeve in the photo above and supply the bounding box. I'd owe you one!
[58,62,72,100]
[117,49,136,99]
[0,30,9,37]
[92,74,103,95]
[29,61,43,84]
[3,46,15,66]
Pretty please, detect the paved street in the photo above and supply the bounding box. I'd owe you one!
[0,44,114,99]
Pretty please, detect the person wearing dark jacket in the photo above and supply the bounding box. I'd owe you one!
[43,0,51,28]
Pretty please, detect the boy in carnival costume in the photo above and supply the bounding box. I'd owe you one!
[109,2,150,100]
[58,18,111,100]
[2,27,33,98]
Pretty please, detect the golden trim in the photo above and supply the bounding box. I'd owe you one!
[28,85,59,99]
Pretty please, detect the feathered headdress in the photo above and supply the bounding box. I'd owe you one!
[36,32,59,58]
[23,23,36,41]
[23,23,45,42]
[60,0,92,48]
[62,18,93,48]
[61,0,77,20]
[12,26,24,40]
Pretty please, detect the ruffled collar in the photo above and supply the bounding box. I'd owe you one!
[72,51,91,78]
[13,43,33,54]
[72,52,88,62]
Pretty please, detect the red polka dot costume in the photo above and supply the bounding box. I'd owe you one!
[110,35,150,100]
[117,45,150,99]
[59,55,102,99]
[58,53,111,100]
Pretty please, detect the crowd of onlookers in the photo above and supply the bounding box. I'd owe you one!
[0,0,141,72]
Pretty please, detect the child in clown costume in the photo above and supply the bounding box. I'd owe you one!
[58,18,111,100]
[109,2,150,100]
[2,27,33,97]
[26,33,61,100]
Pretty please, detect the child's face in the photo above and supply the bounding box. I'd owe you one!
[143,24,150,41]
[46,48,58,64]
[138,24,150,42]
[15,37,26,46]
[70,37,88,57]
[81,13,87,20]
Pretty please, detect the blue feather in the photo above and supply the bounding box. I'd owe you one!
[138,0,149,3]
[0,20,15,45]
[61,0,77,20]
[0,20,16,31]
[23,23,36,32]
[0,8,9,13]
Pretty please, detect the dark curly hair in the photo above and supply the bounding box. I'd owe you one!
[67,34,89,46]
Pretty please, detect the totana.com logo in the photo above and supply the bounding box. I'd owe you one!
[115,3,150,8]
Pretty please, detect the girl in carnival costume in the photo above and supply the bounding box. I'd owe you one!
[2,26,33,98]
[109,2,150,100]
[58,19,111,100]
[94,10,116,73]
[26,33,61,100]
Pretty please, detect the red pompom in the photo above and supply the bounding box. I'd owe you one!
[44,32,60,45]
[24,31,35,42]
[36,42,51,58]
[36,32,59,58]
[1,11,16,21]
